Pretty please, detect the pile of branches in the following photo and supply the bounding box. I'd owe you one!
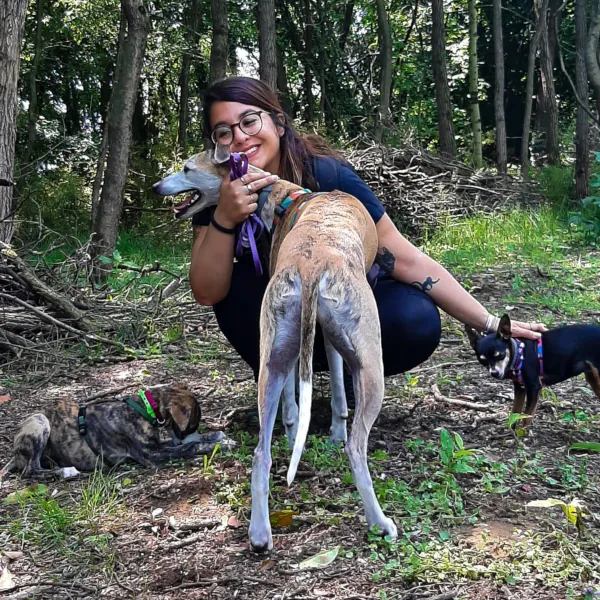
[0,238,211,379]
[348,144,543,238]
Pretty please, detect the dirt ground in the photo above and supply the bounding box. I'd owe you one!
[1,270,599,600]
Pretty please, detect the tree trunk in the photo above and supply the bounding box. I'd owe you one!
[0,0,29,244]
[492,0,507,174]
[520,0,550,179]
[303,0,314,123]
[576,0,589,200]
[537,0,560,164]
[91,13,126,230]
[91,0,150,270]
[24,0,44,167]
[374,0,393,143]
[468,0,483,168]
[277,44,293,116]
[178,0,202,154]
[258,0,277,90]
[210,0,228,82]
[431,0,455,158]
[586,0,600,118]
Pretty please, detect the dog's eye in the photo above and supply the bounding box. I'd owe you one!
[183,165,190,174]
[479,355,486,361]
[494,351,501,357]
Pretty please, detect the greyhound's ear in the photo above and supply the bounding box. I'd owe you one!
[464,326,481,351]
[498,314,512,341]
[212,143,231,164]
[169,400,191,432]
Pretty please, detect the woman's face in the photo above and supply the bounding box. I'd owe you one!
[209,101,283,174]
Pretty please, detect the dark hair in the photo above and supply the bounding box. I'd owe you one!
[202,77,342,190]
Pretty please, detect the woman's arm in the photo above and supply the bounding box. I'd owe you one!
[375,214,546,340]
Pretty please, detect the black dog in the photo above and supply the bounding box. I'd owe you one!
[466,314,600,426]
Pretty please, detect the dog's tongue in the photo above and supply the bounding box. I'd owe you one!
[173,192,195,213]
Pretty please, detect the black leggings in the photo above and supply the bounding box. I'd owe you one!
[212,258,442,379]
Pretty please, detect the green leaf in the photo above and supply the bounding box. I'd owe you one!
[298,546,340,570]
[570,442,600,453]
[113,250,122,262]
[98,255,113,264]
[454,462,476,473]
[507,412,529,428]
[439,530,451,541]
[121,261,139,269]
[453,432,464,451]
[453,449,475,458]
[440,428,454,461]
[3,484,49,505]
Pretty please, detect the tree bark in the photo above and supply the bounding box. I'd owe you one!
[303,0,315,123]
[492,0,507,174]
[258,0,277,90]
[374,0,393,142]
[24,0,44,167]
[521,0,550,179]
[586,0,600,118]
[91,13,126,230]
[468,0,483,168]
[576,0,589,200]
[0,0,29,244]
[277,44,293,116]
[431,0,455,158]
[91,0,150,270]
[537,0,560,164]
[210,0,228,82]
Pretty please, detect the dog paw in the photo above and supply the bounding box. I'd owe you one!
[329,420,347,446]
[249,529,273,553]
[371,517,398,540]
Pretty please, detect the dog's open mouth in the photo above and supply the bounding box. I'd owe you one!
[172,190,201,220]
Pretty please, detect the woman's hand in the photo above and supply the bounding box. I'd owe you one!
[508,318,547,340]
[213,171,279,229]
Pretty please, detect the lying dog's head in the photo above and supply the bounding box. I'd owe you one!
[147,383,202,440]
[152,150,229,220]
[465,314,513,380]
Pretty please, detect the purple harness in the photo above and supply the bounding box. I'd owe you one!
[507,338,544,386]
[229,153,265,276]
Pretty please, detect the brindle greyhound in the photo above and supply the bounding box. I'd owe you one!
[154,151,397,552]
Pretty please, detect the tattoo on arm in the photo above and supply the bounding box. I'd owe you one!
[375,247,395,273]
[411,277,440,292]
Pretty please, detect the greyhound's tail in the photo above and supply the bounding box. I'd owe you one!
[287,275,319,486]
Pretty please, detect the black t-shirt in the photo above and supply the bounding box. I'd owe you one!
[191,156,386,227]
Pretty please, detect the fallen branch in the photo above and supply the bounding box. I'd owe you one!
[1,243,93,331]
[175,517,222,532]
[431,384,491,411]
[0,293,127,350]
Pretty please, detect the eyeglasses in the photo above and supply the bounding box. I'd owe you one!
[211,110,267,145]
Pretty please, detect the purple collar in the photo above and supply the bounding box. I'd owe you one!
[229,153,265,276]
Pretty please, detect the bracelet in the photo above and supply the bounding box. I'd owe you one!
[484,314,500,333]
[210,213,236,234]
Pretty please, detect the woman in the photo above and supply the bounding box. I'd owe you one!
[190,77,545,381]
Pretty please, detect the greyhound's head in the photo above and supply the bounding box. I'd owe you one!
[152,150,230,220]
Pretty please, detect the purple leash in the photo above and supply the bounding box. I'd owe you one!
[229,153,265,276]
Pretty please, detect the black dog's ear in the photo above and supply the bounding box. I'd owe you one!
[464,326,481,351]
[498,314,512,341]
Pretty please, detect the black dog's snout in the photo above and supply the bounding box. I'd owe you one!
[152,181,161,193]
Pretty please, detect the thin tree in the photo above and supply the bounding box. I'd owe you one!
[586,0,600,118]
[374,0,392,142]
[538,0,560,164]
[23,0,45,167]
[258,0,277,90]
[431,0,455,158]
[468,0,482,168]
[91,0,150,271]
[0,0,29,244]
[492,0,507,174]
[178,0,202,153]
[576,0,589,199]
[210,0,228,82]
[521,0,550,179]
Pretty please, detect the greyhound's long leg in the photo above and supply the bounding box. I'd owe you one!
[249,272,301,552]
[324,337,347,445]
[281,362,298,447]
[346,359,396,538]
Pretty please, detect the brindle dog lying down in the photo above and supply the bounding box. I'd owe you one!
[3,383,230,477]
